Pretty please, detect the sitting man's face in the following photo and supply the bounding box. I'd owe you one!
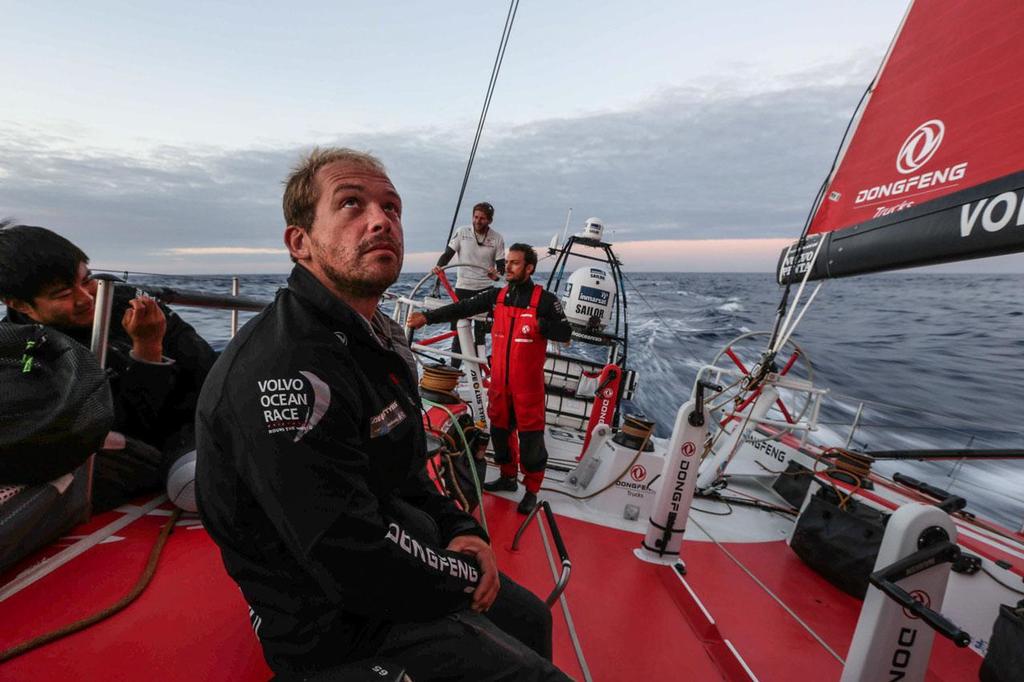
[9,262,97,328]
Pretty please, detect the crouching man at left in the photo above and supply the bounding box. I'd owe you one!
[0,220,217,511]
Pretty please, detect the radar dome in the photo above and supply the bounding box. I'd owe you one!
[580,217,604,241]
[562,266,616,330]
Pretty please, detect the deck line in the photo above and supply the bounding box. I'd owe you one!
[689,515,846,665]
[0,495,168,603]
[723,640,760,682]
[538,515,593,682]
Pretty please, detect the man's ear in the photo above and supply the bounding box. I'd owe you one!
[4,297,35,317]
[284,225,313,263]
[526,263,536,278]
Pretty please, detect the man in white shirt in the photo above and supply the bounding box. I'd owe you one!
[433,202,505,367]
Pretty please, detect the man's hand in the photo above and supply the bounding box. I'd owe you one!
[487,266,499,281]
[406,312,428,330]
[122,296,166,363]
[431,266,443,276]
[448,535,499,612]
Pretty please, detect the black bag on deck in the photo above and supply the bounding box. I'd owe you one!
[0,323,114,571]
[772,459,814,509]
[0,323,113,483]
[979,601,1024,682]
[789,484,889,598]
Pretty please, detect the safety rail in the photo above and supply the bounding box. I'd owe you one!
[511,500,572,608]
[125,282,271,313]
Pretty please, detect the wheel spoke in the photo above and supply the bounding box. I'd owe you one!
[778,350,800,376]
[437,270,460,302]
[771,351,801,423]
[725,347,750,375]
[775,398,795,424]
[708,331,814,443]
[719,387,762,427]
[419,330,458,346]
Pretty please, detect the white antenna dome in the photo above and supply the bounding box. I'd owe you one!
[580,217,604,241]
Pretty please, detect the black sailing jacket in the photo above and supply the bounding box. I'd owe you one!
[196,265,486,675]
[423,278,572,343]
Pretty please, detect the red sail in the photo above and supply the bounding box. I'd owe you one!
[779,0,1024,282]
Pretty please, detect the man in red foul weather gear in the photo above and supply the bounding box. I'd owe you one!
[408,243,571,514]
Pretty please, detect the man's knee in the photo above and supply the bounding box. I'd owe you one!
[518,431,547,472]
[376,612,568,682]
[490,427,512,464]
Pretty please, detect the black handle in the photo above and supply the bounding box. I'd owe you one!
[595,367,619,393]
[512,501,572,608]
[892,473,967,513]
[869,540,972,648]
[690,379,723,427]
[539,501,569,564]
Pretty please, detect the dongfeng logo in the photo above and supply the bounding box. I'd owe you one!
[902,589,931,619]
[630,464,647,482]
[897,120,944,174]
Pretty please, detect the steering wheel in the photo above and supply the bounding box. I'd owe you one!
[403,263,495,352]
[700,330,814,443]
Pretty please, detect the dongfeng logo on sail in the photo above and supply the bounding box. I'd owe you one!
[853,120,968,211]
[896,120,944,173]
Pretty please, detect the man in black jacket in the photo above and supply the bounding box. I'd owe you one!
[408,244,571,514]
[0,221,216,511]
[195,148,567,681]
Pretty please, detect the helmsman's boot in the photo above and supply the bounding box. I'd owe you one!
[517,491,538,515]
[483,475,518,493]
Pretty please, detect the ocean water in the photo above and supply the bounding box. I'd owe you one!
[100,271,1024,529]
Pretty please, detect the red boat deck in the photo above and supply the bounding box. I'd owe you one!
[0,492,987,681]
[0,502,269,681]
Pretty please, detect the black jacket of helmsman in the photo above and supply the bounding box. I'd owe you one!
[196,266,487,676]
[423,278,572,343]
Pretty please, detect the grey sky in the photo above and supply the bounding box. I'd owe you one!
[2,1,1020,273]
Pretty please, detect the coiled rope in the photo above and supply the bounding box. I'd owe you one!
[0,507,182,663]
[420,364,463,396]
[421,398,489,535]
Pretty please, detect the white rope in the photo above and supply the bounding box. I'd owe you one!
[774,282,823,355]
[773,236,825,353]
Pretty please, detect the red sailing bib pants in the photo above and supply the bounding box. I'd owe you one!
[488,284,548,492]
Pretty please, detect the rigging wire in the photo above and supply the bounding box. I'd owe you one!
[618,270,707,370]
[91,267,180,280]
[767,71,879,355]
[444,0,521,247]
[766,6,908,352]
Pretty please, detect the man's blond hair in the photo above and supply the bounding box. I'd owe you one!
[282,147,388,230]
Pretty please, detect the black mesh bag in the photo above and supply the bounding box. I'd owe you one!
[789,484,890,598]
[979,601,1024,682]
[0,323,114,483]
[772,459,814,509]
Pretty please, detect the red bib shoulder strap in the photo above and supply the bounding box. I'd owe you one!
[495,286,510,310]
[528,284,543,310]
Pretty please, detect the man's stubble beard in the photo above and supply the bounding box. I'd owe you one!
[316,243,401,299]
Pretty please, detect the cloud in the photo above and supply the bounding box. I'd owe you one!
[0,58,910,273]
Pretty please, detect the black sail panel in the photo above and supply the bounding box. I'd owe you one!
[779,171,1024,283]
